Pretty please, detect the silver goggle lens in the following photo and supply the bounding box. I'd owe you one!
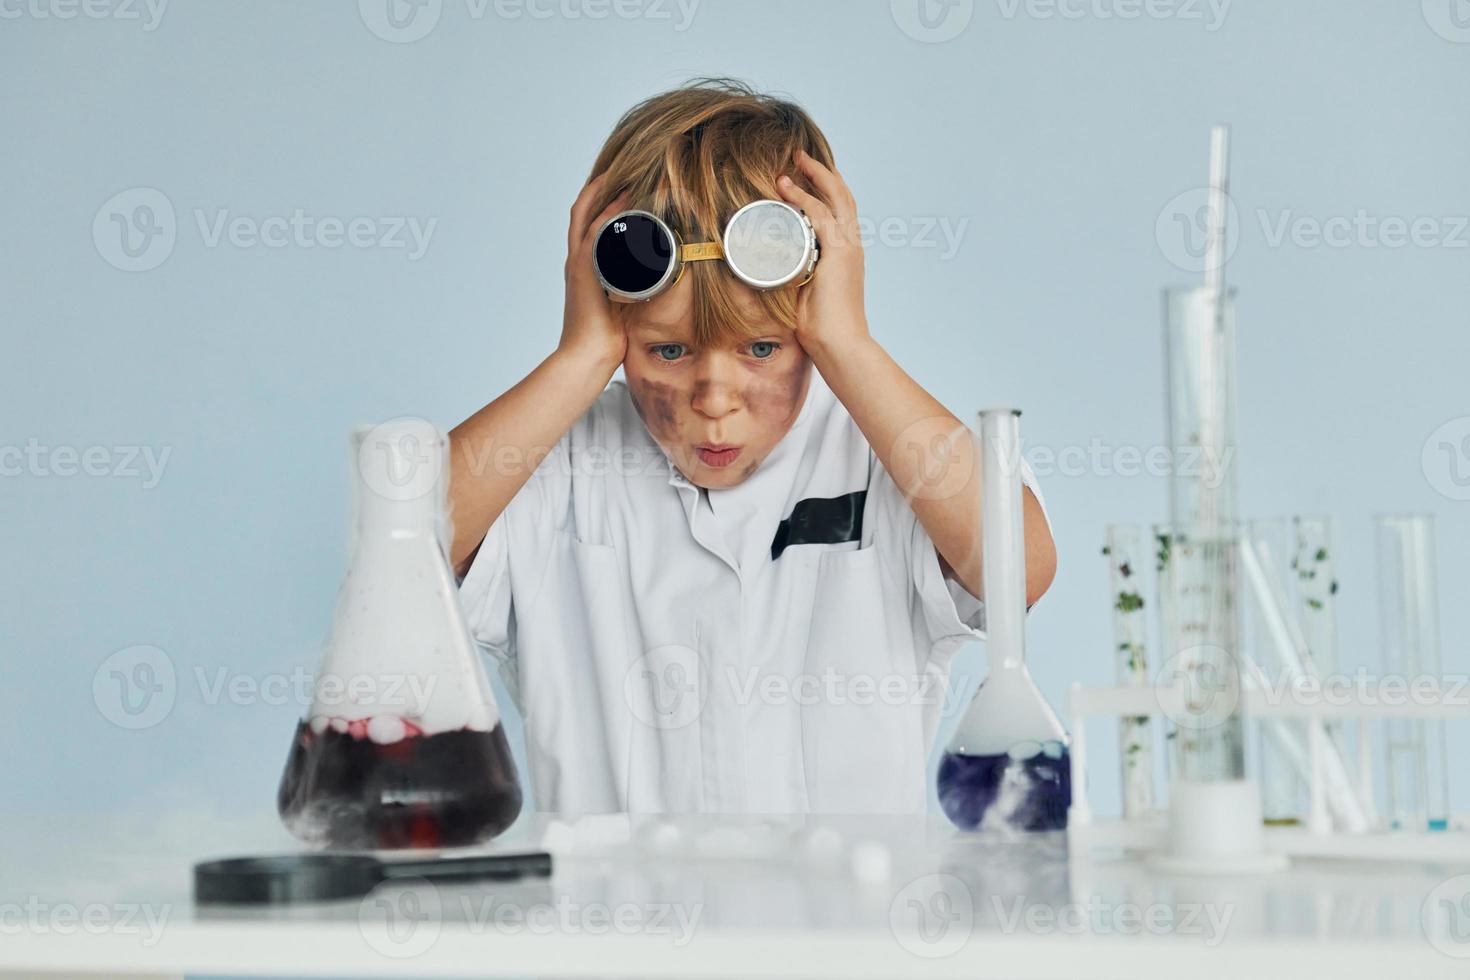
[722,200,815,289]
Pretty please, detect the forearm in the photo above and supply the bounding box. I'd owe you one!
[804,334,1056,604]
[447,345,618,572]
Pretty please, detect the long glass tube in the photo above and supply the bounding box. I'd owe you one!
[1247,519,1303,825]
[1292,515,1368,822]
[1377,514,1449,831]
[1162,284,1245,783]
[1105,524,1154,817]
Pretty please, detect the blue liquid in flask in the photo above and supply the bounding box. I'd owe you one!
[938,408,1071,833]
[937,740,1071,832]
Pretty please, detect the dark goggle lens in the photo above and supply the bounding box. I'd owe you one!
[595,213,675,295]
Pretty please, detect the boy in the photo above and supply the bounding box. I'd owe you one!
[450,79,1056,814]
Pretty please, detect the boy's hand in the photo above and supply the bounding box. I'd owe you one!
[775,149,871,358]
[559,173,631,371]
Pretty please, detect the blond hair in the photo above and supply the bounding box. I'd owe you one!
[586,78,835,346]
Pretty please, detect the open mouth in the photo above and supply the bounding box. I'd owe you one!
[695,445,742,468]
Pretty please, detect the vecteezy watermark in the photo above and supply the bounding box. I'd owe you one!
[0,0,168,30]
[93,187,176,272]
[890,0,975,43]
[357,417,444,502]
[993,0,1230,30]
[1154,645,1241,732]
[93,645,177,730]
[92,644,446,730]
[804,214,971,259]
[889,873,974,958]
[358,0,699,43]
[1422,0,1470,44]
[624,644,705,731]
[992,896,1234,945]
[0,897,171,946]
[722,666,948,710]
[1257,210,1470,251]
[1157,187,1470,272]
[1423,874,1470,958]
[93,187,437,272]
[1422,416,1470,501]
[358,878,442,959]
[193,667,442,716]
[1156,187,1240,275]
[459,895,702,945]
[1024,439,1233,486]
[623,648,957,732]
[1249,668,1470,712]
[0,439,171,487]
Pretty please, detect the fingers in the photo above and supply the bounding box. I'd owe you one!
[581,188,634,253]
[795,148,856,220]
[777,173,848,252]
[568,172,609,256]
[778,150,862,253]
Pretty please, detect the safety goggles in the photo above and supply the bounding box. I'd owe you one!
[593,199,818,302]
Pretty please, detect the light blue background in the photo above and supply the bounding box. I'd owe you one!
[4,0,1468,843]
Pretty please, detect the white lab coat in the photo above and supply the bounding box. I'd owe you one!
[457,370,1052,814]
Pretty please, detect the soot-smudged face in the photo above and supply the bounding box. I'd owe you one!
[618,275,812,489]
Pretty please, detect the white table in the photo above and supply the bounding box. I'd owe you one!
[6,809,1470,978]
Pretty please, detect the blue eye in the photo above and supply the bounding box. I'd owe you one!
[651,344,686,361]
[749,341,779,359]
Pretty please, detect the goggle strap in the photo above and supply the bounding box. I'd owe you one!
[680,241,725,263]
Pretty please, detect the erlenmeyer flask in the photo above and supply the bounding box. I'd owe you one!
[278,419,522,849]
[937,408,1071,832]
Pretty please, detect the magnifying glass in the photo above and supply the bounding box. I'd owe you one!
[193,850,553,906]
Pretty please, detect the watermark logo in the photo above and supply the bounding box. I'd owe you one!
[358,878,442,958]
[994,0,1230,30]
[1423,416,1470,501]
[889,873,974,958]
[93,187,176,272]
[93,190,437,270]
[1422,874,1470,958]
[0,0,169,30]
[459,895,701,944]
[993,895,1233,944]
[1155,644,1240,731]
[887,416,976,503]
[624,644,704,731]
[359,0,442,42]
[0,440,171,487]
[360,0,699,42]
[1257,210,1469,251]
[1422,0,1470,43]
[93,644,177,730]
[0,898,171,945]
[1156,186,1238,275]
[92,646,447,729]
[1158,191,1469,271]
[358,416,443,502]
[891,0,975,43]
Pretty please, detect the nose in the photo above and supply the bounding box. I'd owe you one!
[690,355,742,421]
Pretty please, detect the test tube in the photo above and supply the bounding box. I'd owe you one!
[1105,524,1154,818]
[1161,279,1246,783]
[1247,519,1304,826]
[1376,514,1450,832]
[1292,517,1340,679]
[1292,516,1366,819]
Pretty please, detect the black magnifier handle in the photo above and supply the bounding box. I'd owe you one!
[381,851,553,883]
[193,851,554,906]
